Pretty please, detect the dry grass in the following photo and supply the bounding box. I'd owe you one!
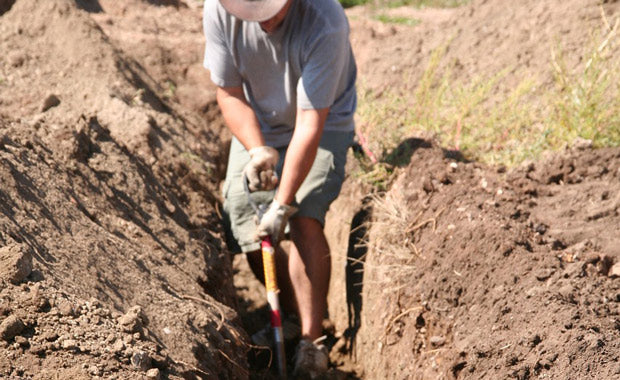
[355,13,620,185]
[356,12,619,308]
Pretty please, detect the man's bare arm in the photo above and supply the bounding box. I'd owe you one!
[216,86,264,150]
[275,107,329,205]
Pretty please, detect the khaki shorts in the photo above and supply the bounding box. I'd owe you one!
[222,130,354,253]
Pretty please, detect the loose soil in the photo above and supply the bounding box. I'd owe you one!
[354,142,620,379]
[0,1,245,379]
[0,0,619,379]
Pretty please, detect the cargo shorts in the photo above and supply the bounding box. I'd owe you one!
[221,130,354,253]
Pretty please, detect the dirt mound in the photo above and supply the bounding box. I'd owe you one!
[0,1,247,378]
[353,142,620,379]
[348,0,620,92]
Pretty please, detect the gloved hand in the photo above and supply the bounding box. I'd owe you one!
[243,146,279,192]
[256,199,298,243]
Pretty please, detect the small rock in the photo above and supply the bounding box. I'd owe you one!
[429,335,446,347]
[146,368,161,380]
[14,336,28,347]
[572,137,593,150]
[0,315,25,341]
[29,343,45,356]
[535,268,554,281]
[41,94,61,112]
[609,262,620,278]
[123,334,134,345]
[88,365,101,376]
[58,300,75,317]
[534,224,548,235]
[0,243,33,284]
[61,339,78,350]
[41,331,58,342]
[131,350,152,371]
[118,306,145,333]
[111,339,125,354]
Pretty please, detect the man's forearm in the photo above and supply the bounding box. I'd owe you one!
[216,86,264,150]
[275,107,329,205]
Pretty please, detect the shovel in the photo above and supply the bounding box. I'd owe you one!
[243,175,287,379]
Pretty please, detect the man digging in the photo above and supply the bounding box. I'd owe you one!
[203,0,357,377]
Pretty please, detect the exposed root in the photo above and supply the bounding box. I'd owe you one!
[181,294,226,331]
[384,306,423,344]
[218,349,250,377]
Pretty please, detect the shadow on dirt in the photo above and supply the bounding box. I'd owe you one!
[385,137,468,168]
[0,0,15,16]
[341,196,371,355]
[340,137,468,356]
[75,0,103,13]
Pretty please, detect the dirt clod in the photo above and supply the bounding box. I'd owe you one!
[61,339,78,350]
[0,315,24,341]
[534,268,554,281]
[131,350,152,371]
[430,335,446,347]
[0,243,32,285]
[57,300,75,317]
[118,306,145,333]
[146,367,161,380]
[41,94,61,112]
[609,262,620,278]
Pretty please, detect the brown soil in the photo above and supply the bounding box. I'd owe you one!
[1,0,619,379]
[325,0,620,379]
[353,142,620,379]
[349,0,620,93]
[0,0,245,378]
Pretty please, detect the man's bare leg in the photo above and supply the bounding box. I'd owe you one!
[245,216,330,339]
[288,216,330,340]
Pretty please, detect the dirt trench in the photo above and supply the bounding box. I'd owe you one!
[325,142,620,380]
[1,0,619,379]
[0,1,247,378]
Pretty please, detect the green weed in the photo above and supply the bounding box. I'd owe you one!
[548,19,620,149]
[373,14,420,26]
[164,80,177,100]
[384,0,468,8]
[339,0,469,8]
[339,0,370,8]
[354,18,620,186]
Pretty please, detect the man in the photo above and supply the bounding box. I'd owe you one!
[203,0,356,376]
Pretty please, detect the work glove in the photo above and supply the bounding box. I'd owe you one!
[243,146,279,192]
[256,199,298,244]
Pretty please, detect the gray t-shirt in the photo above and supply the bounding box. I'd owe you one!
[203,0,357,147]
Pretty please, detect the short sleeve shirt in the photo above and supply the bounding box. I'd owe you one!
[203,0,357,147]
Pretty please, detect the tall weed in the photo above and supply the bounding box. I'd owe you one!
[356,19,620,177]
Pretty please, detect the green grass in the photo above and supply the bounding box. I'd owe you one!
[373,14,420,26]
[340,0,370,8]
[383,0,468,8]
[339,0,468,8]
[355,21,620,183]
